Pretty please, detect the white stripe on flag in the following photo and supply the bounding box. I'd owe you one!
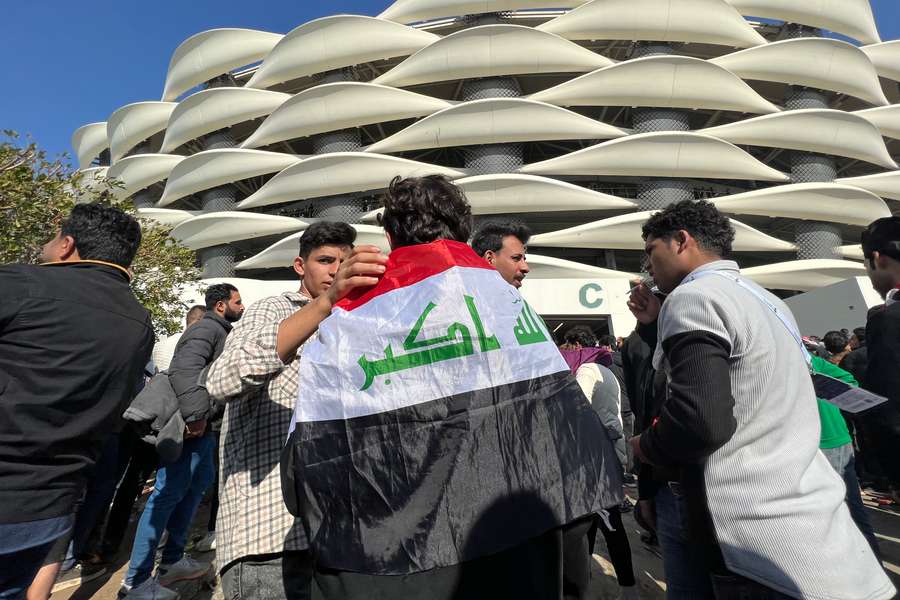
[292,266,567,424]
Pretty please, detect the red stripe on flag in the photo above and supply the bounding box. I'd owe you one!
[336,239,494,312]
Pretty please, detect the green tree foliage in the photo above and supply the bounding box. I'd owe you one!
[0,132,199,337]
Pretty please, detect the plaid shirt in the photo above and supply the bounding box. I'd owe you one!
[206,291,312,571]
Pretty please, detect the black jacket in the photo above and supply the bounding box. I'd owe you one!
[0,262,154,523]
[863,304,900,487]
[839,346,868,387]
[168,311,232,423]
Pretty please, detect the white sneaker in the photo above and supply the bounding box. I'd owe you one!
[195,531,216,552]
[157,556,211,586]
[124,578,178,600]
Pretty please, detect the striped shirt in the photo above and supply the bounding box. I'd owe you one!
[652,260,893,600]
[206,291,312,572]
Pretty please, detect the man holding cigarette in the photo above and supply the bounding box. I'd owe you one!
[627,200,892,599]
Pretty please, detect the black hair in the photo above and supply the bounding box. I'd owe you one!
[823,330,849,355]
[60,203,142,268]
[205,283,238,310]
[185,305,206,324]
[298,221,356,260]
[563,326,597,348]
[379,176,472,248]
[641,200,735,258]
[598,334,618,348]
[471,221,532,257]
[853,327,866,343]
[862,216,900,266]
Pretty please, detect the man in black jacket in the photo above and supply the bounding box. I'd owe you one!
[121,283,242,600]
[861,216,900,505]
[0,203,153,599]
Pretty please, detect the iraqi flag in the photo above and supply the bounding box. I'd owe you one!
[282,239,623,575]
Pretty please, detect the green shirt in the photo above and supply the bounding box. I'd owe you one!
[810,355,855,449]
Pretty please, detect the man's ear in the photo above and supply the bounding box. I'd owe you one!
[675,230,690,253]
[60,235,79,260]
[484,250,496,265]
[293,256,305,278]
[875,251,892,271]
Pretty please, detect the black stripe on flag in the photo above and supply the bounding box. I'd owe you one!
[281,370,623,574]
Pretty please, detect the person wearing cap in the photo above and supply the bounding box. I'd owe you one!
[860,216,900,506]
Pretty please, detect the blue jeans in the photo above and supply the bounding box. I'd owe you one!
[0,515,74,600]
[655,485,716,600]
[820,444,882,560]
[656,485,795,600]
[125,434,215,587]
[62,432,123,570]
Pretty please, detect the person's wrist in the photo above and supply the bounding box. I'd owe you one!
[313,293,335,315]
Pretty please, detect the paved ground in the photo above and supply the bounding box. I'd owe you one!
[53,486,900,600]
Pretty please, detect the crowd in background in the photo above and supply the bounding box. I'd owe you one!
[1,179,899,600]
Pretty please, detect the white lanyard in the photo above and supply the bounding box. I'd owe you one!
[685,269,813,371]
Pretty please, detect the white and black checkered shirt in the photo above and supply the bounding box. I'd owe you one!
[207,291,312,572]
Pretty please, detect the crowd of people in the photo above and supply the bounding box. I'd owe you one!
[1,177,899,600]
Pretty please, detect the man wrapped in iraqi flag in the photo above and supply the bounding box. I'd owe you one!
[282,176,623,599]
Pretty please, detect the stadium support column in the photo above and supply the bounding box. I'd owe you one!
[783,27,840,260]
[198,128,238,278]
[307,68,367,222]
[461,77,523,174]
[632,43,693,210]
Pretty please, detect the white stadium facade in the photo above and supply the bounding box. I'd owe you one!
[71,0,900,336]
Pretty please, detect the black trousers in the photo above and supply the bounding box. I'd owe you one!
[312,517,596,600]
[588,508,635,587]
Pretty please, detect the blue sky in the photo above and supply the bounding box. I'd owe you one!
[4,0,899,163]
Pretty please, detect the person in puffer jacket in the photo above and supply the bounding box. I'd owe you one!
[120,283,244,600]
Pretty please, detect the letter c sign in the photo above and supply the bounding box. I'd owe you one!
[579,283,604,309]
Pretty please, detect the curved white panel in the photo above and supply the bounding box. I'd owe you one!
[158,149,302,207]
[160,88,290,153]
[537,0,766,48]
[529,211,797,252]
[741,259,866,292]
[108,102,178,163]
[162,29,283,101]
[701,109,897,169]
[520,132,789,181]
[529,55,779,114]
[359,173,636,221]
[724,0,881,45]
[73,167,110,203]
[136,208,197,228]
[711,38,889,107]
[526,254,635,280]
[380,0,589,24]
[711,183,890,227]
[855,105,900,141]
[367,98,627,153]
[836,171,900,202]
[171,212,308,250]
[242,83,451,149]
[839,245,864,261]
[458,173,636,214]
[861,41,900,83]
[72,122,109,170]
[238,153,466,210]
[246,16,439,90]
[373,25,612,88]
[236,225,390,270]
[106,154,185,200]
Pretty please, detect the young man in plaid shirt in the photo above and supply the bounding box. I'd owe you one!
[206,222,387,600]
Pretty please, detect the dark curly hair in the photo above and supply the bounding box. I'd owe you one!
[298,221,357,260]
[641,200,734,258]
[60,203,142,268]
[563,326,597,348]
[471,221,532,257]
[379,175,473,249]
